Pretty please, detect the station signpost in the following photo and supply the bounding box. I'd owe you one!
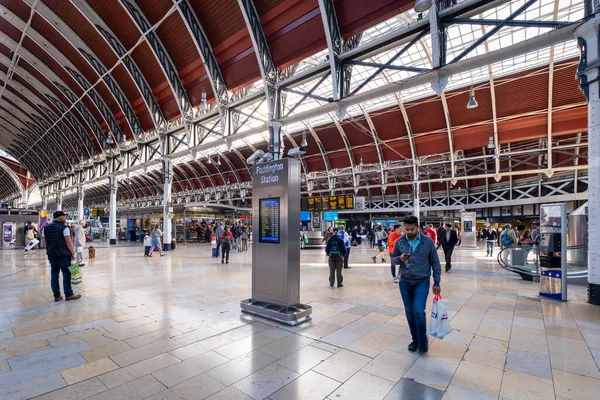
[240,158,312,325]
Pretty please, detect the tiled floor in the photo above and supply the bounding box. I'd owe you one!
[0,242,599,399]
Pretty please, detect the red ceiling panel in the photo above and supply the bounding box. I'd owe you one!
[0,0,31,21]
[335,0,413,39]
[318,126,345,152]
[86,0,141,50]
[40,0,118,66]
[452,124,493,152]
[371,108,407,141]
[553,61,585,108]
[405,98,446,134]
[341,119,372,147]
[327,150,353,169]
[110,64,154,132]
[446,86,492,128]
[135,0,172,26]
[414,133,450,155]
[495,71,548,118]
[0,16,23,42]
[381,140,412,160]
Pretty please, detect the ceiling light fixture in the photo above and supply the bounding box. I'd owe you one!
[414,0,433,13]
[301,133,307,147]
[217,157,221,166]
[359,156,364,169]
[467,86,478,109]
[487,135,495,149]
[207,157,212,164]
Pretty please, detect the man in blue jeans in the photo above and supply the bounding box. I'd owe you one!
[392,215,441,353]
[41,211,81,302]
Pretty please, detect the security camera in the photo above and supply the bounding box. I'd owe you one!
[246,150,265,165]
[258,152,273,164]
[287,146,306,157]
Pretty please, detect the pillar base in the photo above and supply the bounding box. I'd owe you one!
[109,239,117,245]
[589,283,600,306]
[164,243,172,251]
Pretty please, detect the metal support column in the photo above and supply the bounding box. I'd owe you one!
[413,181,420,226]
[41,195,47,211]
[56,191,63,212]
[109,175,117,245]
[77,185,84,222]
[163,156,173,251]
[576,16,600,305]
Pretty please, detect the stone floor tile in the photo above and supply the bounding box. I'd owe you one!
[32,377,107,400]
[7,340,89,370]
[512,316,545,330]
[275,345,332,374]
[451,360,503,397]
[553,369,600,400]
[86,375,166,400]
[549,348,600,379]
[270,370,340,400]
[351,330,397,352]
[361,350,416,382]
[506,348,552,380]
[0,353,86,389]
[110,338,181,367]
[170,373,225,400]
[499,370,554,400]
[463,345,507,369]
[152,350,228,387]
[509,337,549,355]
[60,357,119,385]
[0,373,67,399]
[143,389,185,400]
[330,370,395,400]
[213,333,273,359]
[385,378,445,400]
[205,386,254,400]
[442,384,497,400]
[206,350,277,386]
[80,340,133,362]
[170,327,221,346]
[258,334,315,360]
[312,349,372,383]
[320,328,362,348]
[63,318,118,333]
[170,334,233,360]
[233,363,299,400]
[403,356,459,391]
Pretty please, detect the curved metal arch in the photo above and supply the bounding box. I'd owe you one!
[123,176,151,199]
[359,106,386,187]
[0,34,107,153]
[69,0,167,133]
[214,149,242,184]
[179,162,206,191]
[10,2,141,142]
[119,0,194,120]
[0,53,100,157]
[172,163,196,191]
[0,81,81,162]
[190,159,217,188]
[205,156,228,186]
[303,124,332,185]
[229,147,252,179]
[330,114,359,189]
[0,111,67,176]
[176,0,229,110]
[0,159,24,194]
[0,8,122,148]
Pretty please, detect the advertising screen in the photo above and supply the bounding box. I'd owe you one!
[300,211,311,221]
[323,211,339,221]
[259,198,281,243]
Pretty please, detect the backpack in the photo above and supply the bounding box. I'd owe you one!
[329,240,341,257]
[221,233,231,245]
[501,231,512,246]
[303,233,308,244]
[241,230,248,240]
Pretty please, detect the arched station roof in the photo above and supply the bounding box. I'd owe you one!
[0,0,590,207]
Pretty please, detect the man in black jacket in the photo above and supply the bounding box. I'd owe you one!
[325,227,346,288]
[439,223,459,272]
[41,211,81,302]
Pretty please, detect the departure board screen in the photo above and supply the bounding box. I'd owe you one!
[259,198,280,243]
[301,194,354,211]
[321,196,330,211]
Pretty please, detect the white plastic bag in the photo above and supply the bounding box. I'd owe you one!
[428,294,452,339]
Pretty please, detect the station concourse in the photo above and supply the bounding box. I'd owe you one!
[0,1,599,399]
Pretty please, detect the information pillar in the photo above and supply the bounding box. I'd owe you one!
[241,158,312,324]
[108,175,118,245]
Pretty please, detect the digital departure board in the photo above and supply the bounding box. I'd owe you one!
[259,198,280,243]
[301,194,354,211]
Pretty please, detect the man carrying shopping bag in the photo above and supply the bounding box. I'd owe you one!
[41,211,82,302]
[391,215,441,353]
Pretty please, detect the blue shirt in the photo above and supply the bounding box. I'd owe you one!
[407,233,422,253]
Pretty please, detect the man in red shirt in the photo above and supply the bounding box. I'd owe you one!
[424,224,437,246]
[388,224,403,283]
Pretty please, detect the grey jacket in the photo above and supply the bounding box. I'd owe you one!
[391,234,441,287]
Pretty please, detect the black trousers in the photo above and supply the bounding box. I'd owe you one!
[443,245,455,268]
[343,247,351,268]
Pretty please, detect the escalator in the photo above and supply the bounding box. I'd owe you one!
[497,246,588,282]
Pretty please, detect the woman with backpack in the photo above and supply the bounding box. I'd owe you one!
[240,225,249,252]
[220,226,233,264]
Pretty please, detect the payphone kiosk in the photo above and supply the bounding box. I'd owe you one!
[538,203,567,301]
